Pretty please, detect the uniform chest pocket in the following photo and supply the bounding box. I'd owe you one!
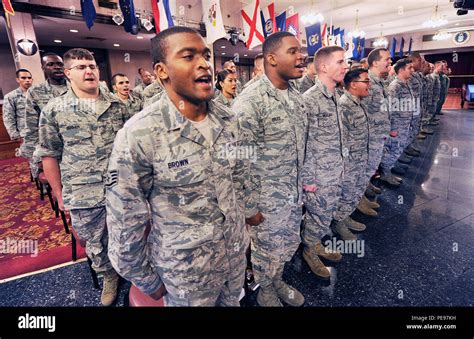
[318,115,334,128]
[61,124,92,147]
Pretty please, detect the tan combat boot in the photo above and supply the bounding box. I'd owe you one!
[361,195,380,209]
[315,241,342,263]
[273,267,305,307]
[380,173,401,187]
[357,197,379,217]
[302,246,331,280]
[101,270,119,306]
[256,284,283,307]
[343,217,366,231]
[368,182,382,194]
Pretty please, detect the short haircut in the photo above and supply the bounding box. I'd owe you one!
[344,68,368,88]
[151,26,201,66]
[367,48,389,67]
[254,53,264,64]
[111,73,127,86]
[313,46,345,72]
[63,48,94,67]
[434,60,444,66]
[394,58,412,74]
[411,52,422,60]
[223,60,235,69]
[16,68,31,78]
[41,52,61,66]
[138,68,144,74]
[216,70,232,91]
[305,57,314,67]
[360,57,368,65]
[262,31,295,57]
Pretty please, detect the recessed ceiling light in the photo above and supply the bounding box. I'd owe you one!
[54,39,62,43]
[136,36,144,39]
[221,52,226,55]
[244,54,248,57]
[113,43,120,47]
[221,46,226,49]
[70,29,79,33]
[455,23,460,26]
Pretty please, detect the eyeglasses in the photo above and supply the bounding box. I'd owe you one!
[68,64,98,71]
[353,80,370,84]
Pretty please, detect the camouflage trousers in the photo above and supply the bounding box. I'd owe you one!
[250,205,302,288]
[70,206,113,273]
[334,152,369,222]
[380,117,412,173]
[162,236,247,306]
[302,179,342,247]
[436,94,446,115]
[18,143,40,178]
[366,135,387,180]
[408,111,422,146]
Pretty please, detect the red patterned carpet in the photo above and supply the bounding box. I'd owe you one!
[0,157,85,280]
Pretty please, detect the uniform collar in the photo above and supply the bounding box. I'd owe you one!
[345,91,361,105]
[163,94,232,146]
[314,77,336,99]
[261,74,299,99]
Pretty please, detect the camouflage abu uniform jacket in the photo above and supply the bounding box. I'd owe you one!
[2,87,27,140]
[35,86,130,210]
[106,94,248,296]
[232,75,308,218]
[23,80,69,159]
[302,78,346,189]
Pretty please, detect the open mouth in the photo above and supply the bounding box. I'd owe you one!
[195,75,212,87]
[54,72,64,76]
[295,63,305,70]
[84,77,96,83]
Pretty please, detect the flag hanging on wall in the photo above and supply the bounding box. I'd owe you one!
[305,22,322,58]
[275,11,286,32]
[119,0,138,33]
[285,13,299,39]
[399,37,405,58]
[2,0,15,27]
[151,0,174,33]
[359,37,366,59]
[202,0,226,44]
[80,0,96,30]
[260,2,276,38]
[241,0,265,49]
[390,37,397,59]
[352,36,360,60]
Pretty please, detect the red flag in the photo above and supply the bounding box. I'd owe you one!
[2,0,14,14]
[285,13,299,39]
[2,0,15,27]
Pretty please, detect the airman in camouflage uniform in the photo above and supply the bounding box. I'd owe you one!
[301,46,348,279]
[132,70,153,97]
[380,59,415,184]
[35,48,128,306]
[213,91,234,108]
[142,80,164,101]
[107,27,248,307]
[233,32,307,307]
[334,69,372,237]
[430,65,441,119]
[406,71,423,149]
[23,54,68,177]
[436,62,450,115]
[111,73,143,116]
[421,62,434,128]
[297,57,317,94]
[2,69,33,144]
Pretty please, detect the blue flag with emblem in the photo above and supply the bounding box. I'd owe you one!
[399,37,405,58]
[81,0,96,30]
[119,0,138,34]
[390,37,397,58]
[305,22,322,57]
[359,37,366,59]
[276,11,286,32]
